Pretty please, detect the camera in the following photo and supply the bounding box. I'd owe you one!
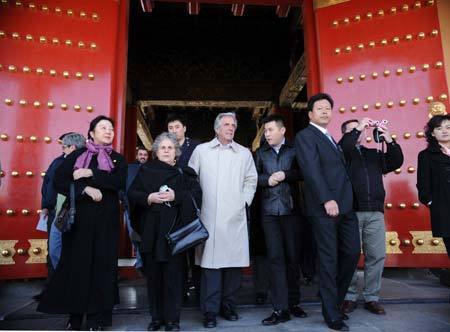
[367,119,389,143]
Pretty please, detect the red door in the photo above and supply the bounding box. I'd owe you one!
[0,0,129,279]
[309,0,450,267]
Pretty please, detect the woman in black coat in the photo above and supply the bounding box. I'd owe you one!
[417,114,450,258]
[128,132,202,331]
[37,116,127,330]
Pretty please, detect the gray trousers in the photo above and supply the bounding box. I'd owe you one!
[200,268,242,314]
[345,211,386,302]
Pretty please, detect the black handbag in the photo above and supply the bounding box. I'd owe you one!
[166,172,209,256]
[54,183,76,232]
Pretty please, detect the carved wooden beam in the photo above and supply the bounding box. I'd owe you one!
[279,53,306,107]
[140,0,154,12]
[232,4,245,16]
[137,104,153,150]
[276,4,291,18]
[138,100,274,109]
[188,2,200,15]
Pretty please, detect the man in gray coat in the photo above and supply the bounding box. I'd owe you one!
[189,112,257,328]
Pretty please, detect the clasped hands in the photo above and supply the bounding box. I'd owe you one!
[268,171,285,187]
[147,189,175,205]
[73,168,102,202]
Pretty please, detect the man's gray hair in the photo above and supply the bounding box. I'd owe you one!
[152,132,182,160]
[62,133,86,149]
[214,112,238,131]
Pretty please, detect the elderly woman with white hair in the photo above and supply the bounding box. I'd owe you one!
[128,132,202,331]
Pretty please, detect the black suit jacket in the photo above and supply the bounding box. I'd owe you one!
[295,124,353,217]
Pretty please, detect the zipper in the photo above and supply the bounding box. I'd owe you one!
[359,148,371,210]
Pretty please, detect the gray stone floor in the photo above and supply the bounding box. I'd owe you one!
[0,268,449,331]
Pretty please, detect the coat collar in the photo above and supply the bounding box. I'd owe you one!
[209,137,239,152]
[261,138,293,151]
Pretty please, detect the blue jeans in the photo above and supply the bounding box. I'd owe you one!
[49,221,62,269]
[124,210,143,269]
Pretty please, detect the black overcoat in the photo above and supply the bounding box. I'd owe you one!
[37,147,127,315]
[128,159,202,261]
[417,143,450,237]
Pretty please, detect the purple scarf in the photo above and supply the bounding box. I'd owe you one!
[74,140,114,172]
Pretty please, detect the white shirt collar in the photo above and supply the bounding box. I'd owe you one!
[272,138,286,154]
[310,122,328,135]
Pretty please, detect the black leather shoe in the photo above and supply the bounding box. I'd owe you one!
[147,320,163,331]
[203,312,217,328]
[65,322,80,331]
[289,305,308,318]
[165,322,180,331]
[326,320,349,331]
[220,307,238,321]
[261,310,291,326]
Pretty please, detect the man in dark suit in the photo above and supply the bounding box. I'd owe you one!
[294,93,360,331]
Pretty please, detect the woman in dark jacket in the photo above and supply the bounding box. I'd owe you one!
[37,116,127,330]
[128,132,202,331]
[417,114,450,258]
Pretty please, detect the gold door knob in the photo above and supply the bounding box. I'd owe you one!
[1,249,10,257]
[431,239,440,246]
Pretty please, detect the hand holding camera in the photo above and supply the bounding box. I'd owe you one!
[358,118,391,143]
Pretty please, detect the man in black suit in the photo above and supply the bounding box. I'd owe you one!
[255,114,307,326]
[294,93,360,331]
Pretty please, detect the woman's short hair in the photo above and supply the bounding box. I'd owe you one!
[88,115,115,139]
[214,112,238,131]
[425,114,450,145]
[62,133,86,149]
[152,132,182,160]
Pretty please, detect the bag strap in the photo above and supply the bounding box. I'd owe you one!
[167,168,201,234]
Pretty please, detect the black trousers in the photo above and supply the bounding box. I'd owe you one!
[443,237,450,259]
[311,212,360,323]
[46,209,56,279]
[184,248,201,297]
[252,255,269,295]
[143,252,184,323]
[200,268,241,314]
[262,215,301,310]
